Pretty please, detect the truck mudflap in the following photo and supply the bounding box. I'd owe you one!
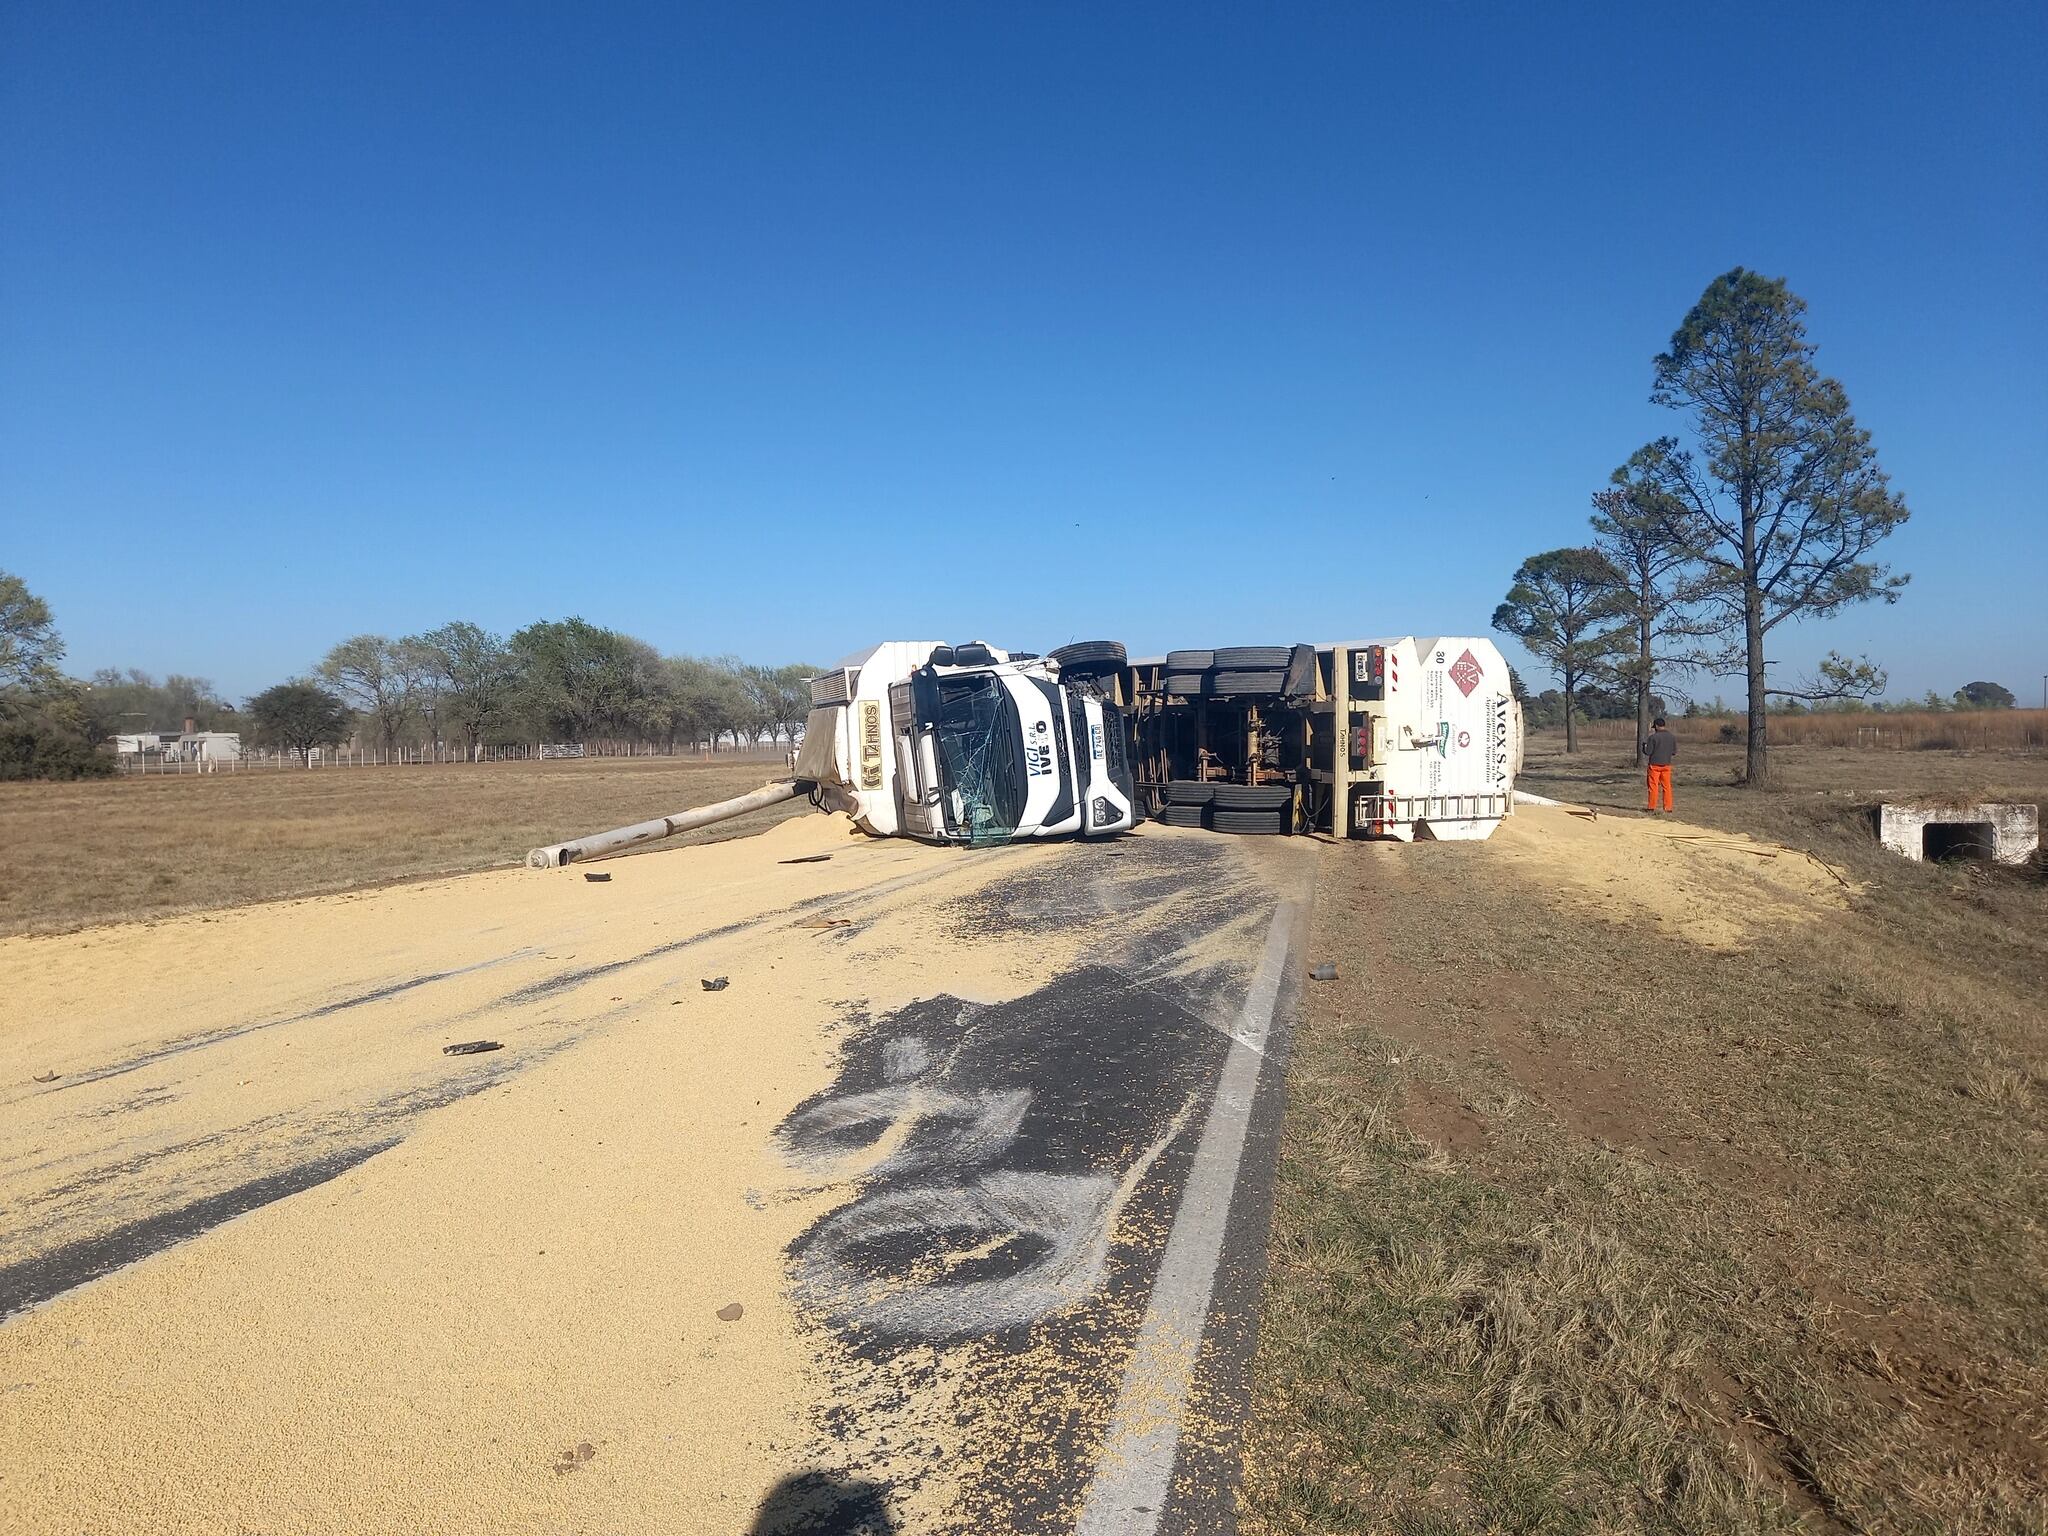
[793,706,845,784]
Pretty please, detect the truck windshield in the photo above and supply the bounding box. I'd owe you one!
[930,675,1026,844]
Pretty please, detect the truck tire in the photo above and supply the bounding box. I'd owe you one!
[1213,645,1291,669]
[1210,783,1292,810]
[1165,780,1214,805]
[1158,804,1206,828]
[1212,808,1289,835]
[1049,640,1127,674]
[1164,649,1214,671]
[1163,672,1207,696]
[1210,669,1286,696]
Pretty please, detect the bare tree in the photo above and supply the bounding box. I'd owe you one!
[413,623,515,760]
[770,663,815,744]
[318,635,423,754]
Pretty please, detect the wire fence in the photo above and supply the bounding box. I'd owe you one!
[112,741,801,774]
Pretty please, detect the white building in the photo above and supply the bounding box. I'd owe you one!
[110,729,242,762]
[179,731,242,762]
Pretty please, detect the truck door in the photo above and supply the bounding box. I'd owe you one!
[889,681,940,838]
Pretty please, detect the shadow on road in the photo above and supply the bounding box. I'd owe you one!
[747,1471,898,1535]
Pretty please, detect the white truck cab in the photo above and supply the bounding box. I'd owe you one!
[796,640,1137,846]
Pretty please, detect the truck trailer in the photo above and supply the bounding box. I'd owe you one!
[1126,637,1523,841]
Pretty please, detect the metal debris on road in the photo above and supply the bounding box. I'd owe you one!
[779,853,832,864]
[582,872,612,883]
[442,1040,504,1056]
[32,1071,60,1083]
[702,977,730,991]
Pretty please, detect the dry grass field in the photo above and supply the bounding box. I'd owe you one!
[0,755,807,938]
[1244,737,2047,1534]
[1574,707,2048,753]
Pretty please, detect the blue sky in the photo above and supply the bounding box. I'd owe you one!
[3,2,2043,704]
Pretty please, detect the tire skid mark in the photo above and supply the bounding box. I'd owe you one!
[23,847,981,1110]
[28,949,542,1098]
[0,1140,400,1322]
[503,918,760,1005]
[494,855,992,1010]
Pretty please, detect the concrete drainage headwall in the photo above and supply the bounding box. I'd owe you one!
[1877,802,2039,865]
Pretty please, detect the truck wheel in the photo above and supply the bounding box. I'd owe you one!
[1049,640,1127,675]
[1212,808,1289,835]
[1214,645,1291,669]
[1210,783,1292,810]
[1164,649,1214,671]
[1210,669,1285,696]
[1158,804,1207,828]
[1164,672,1207,695]
[1165,780,1214,805]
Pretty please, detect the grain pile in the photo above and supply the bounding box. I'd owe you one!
[1489,800,1852,948]
[0,814,1068,1533]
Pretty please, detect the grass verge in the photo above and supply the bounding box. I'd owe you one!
[1242,742,2046,1534]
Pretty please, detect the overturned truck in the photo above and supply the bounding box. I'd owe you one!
[1126,637,1523,841]
[528,638,1137,865]
[527,634,1521,866]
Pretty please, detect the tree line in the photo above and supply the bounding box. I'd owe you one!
[1493,268,1914,784]
[0,578,819,776]
[270,621,817,762]
[1512,674,2022,733]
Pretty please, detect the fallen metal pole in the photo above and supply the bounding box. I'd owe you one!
[525,779,810,869]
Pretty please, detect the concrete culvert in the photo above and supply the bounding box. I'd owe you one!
[1923,822,1997,863]
[1878,801,2039,865]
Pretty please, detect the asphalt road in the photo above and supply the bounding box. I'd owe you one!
[0,813,1310,1534]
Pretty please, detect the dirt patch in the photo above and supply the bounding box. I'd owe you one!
[1398,1079,1487,1156]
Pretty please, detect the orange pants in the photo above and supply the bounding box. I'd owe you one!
[1646,763,1673,811]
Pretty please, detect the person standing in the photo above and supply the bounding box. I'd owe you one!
[1641,716,1678,813]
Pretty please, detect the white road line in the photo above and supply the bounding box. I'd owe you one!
[1073,898,1302,1536]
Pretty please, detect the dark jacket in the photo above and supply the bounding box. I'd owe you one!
[1641,728,1679,766]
